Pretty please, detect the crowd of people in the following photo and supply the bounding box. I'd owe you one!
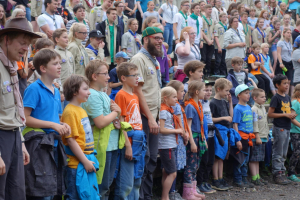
[2,0,300,199]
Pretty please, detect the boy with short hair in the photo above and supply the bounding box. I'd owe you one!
[278,2,287,21]
[254,0,262,17]
[249,88,269,186]
[232,84,255,188]
[61,74,100,200]
[114,62,146,199]
[241,12,252,53]
[268,74,296,185]
[248,8,258,30]
[108,51,130,100]
[23,49,70,199]
[214,12,227,76]
[183,60,205,93]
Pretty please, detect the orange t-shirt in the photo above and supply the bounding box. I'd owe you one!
[17,61,24,70]
[115,89,143,131]
[248,54,262,75]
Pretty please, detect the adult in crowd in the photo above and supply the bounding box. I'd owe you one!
[11,8,33,30]
[56,0,73,24]
[158,0,178,55]
[14,0,31,21]
[66,4,90,46]
[292,19,300,42]
[288,0,300,21]
[130,26,162,200]
[212,0,227,23]
[115,1,128,39]
[37,0,66,38]
[187,3,203,47]
[31,0,44,32]
[174,26,201,83]
[0,17,40,200]
[89,0,113,30]
[281,14,295,32]
[124,0,137,19]
[223,16,246,70]
[136,0,151,34]
[65,0,80,18]
[292,36,300,86]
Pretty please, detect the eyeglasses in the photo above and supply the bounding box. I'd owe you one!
[125,73,140,78]
[183,4,190,7]
[148,36,164,41]
[189,32,197,35]
[79,32,88,35]
[97,72,109,77]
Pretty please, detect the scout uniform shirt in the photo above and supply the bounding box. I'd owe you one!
[54,45,75,91]
[255,8,263,17]
[237,0,254,9]
[252,102,269,141]
[242,23,251,48]
[67,38,89,76]
[214,22,226,49]
[252,27,266,44]
[89,6,107,31]
[85,46,105,61]
[202,15,215,44]
[31,0,43,18]
[121,31,142,58]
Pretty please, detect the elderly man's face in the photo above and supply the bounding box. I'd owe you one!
[6,34,31,61]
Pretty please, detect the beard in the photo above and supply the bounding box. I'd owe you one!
[147,40,163,57]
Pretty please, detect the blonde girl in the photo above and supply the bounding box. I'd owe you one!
[0,4,5,29]
[67,23,89,75]
[142,1,160,23]
[183,80,207,200]
[82,60,121,199]
[252,18,266,45]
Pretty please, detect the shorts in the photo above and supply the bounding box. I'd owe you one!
[159,148,177,174]
[271,44,277,52]
[250,142,266,162]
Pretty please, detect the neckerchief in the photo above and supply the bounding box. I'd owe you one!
[260,53,268,62]
[190,13,200,34]
[160,103,180,144]
[177,101,192,137]
[270,24,274,29]
[295,29,300,33]
[86,44,98,56]
[252,53,261,71]
[128,29,141,49]
[184,98,205,140]
[168,3,174,19]
[181,41,201,61]
[44,11,57,29]
[257,27,265,43]
[242,23,248,36]
[74,16,86,25]
[202,15,212,26]
[139,47,162,87]
[179,11,188,26]
[219,21,227,31]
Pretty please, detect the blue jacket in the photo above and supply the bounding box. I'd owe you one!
[214,124,241,160]
[203,115,208,140]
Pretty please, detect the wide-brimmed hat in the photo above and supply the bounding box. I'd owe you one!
[0,18,41,38]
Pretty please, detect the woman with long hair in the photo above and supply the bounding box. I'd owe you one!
[252,18,267,45]
[259,10,270,30]
[0,4,6,29]
[227,3,237,16]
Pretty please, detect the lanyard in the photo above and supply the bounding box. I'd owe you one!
[202,15,212,26]
[260,53,268,62]
[191,44,201,61]
[219,22,227,31]
[168,3,173,19]
[179,11,188,26]
[242,23,248,36]
[44,12,57,29]
[283,41,292,56]
[232,28,243,42]
[257,27,265,43]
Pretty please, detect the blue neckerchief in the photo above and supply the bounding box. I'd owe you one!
[256,27,265,42]
[270,24,274,29]
[86,44,98,56]
[128,29,141,49]
[260,53,268,61]
[252,53,261,71]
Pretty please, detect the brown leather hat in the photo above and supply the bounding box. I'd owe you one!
[0,18,41,38]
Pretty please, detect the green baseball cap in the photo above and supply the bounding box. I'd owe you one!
[235,84,254,97]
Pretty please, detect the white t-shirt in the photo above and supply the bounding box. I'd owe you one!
[173,13,188,40]
[187,16,203,44]
[238,22,243,32]
[37,13,64,33]
[160,3,179,24]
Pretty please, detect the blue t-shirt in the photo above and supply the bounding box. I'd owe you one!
[261,54,271,73]
[173,103,184,129]
[290,1,300,10]
[137,0,151,12]
[233,104,253,133]
[23,79,62,134]
[248,17,258,29]
[185,103,201,134]
[108,67,122,90]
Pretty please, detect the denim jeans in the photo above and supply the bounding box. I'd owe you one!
[163,23,173,55]
[114,148,141,200]
[233,147,250,183]
[98,150,118,200]
[214,49,227,75]
[65,167,80,200]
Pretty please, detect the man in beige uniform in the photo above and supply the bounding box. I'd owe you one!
[0,18,41,200]
[89,0,113,30]
[130,27,162,200]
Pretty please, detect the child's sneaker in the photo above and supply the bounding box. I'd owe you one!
[233,181,245,188]
[287,174,300,182]
[211,179,229,191]
[273,172,290,185]
[198,183,214,194]
[242,177,254,188]
[258,178,268,185]
[204,183,216,193]
[250,179,262,186]
[220,178,233,189]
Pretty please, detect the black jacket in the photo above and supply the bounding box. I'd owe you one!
[96,20,121,58]
[24,131,67,197]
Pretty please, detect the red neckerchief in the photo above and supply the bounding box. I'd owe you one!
[295,29,300,33]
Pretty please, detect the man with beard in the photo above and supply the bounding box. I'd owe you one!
[130,26,163,200]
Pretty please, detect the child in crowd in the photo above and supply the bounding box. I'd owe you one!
[183,60,205,94]
[248,8,258,30]
[85,30,106,61]
[252,18,267,45]
[163,42,172,70]
[248,43,270,95]
[121,18,142,59]
[267,20,281,71]
[82,60,122,198]
[259,10,270,29]
[61,75,100,200]
[210,78,236,191]
[108,52,130,100]
[268,74,295,185]
[254,0,263,17]
[240,12,252,55]
[142,1,160,23]
[281,14,295,32]
[260,43,276,95]
[287,84,300,182]
[159,86,184,200]
[183,80,207,200]
[232,84,254,188]
[227,57,257,107]
[214,12,227,76]
[114,63,147,199]
[249,88,269,186]
[23,49,70,199]
[167,80,189,199]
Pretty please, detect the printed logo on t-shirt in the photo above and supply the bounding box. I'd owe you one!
[126,99,142,130]
[281,101,291,114]
[81,117,94,151]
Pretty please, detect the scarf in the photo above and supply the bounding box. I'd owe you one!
[160,103,179,144]
[179,11,188,26]
[202,15,212,26]
[190,13,200,35]
[177,101,192,137]
[219,21,227,31]
[0,47,25,125]
[139,47,162,87]
[184,98,204,140]
[74,17,86,25]
[257,27,265,43]
[86,44,98,56]
[128,29,141,49]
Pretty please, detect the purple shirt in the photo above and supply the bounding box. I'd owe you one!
[157,44,169,82]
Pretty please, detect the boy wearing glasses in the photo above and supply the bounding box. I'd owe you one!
[114,62,146,199]
[108,51,130,100]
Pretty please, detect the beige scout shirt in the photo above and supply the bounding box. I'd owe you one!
[214,23,226,49]
[255,8,263,17]
[85,47,105,61]
[252,102,269,139]
[252,27,266,44]
[242,23,251,48]
[0,62,23,130]
[130,53,161,120]
[121,31,142,58]
[31,0,43,17]
[54,46,75,91]
[115,15,129,34]
[202,16,215,44]
[89,6,106,31]
[237,0,254,9]
[67,38,89,76]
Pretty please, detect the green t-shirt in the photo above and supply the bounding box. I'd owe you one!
[291,99,300,133]
[109,24,114,63]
